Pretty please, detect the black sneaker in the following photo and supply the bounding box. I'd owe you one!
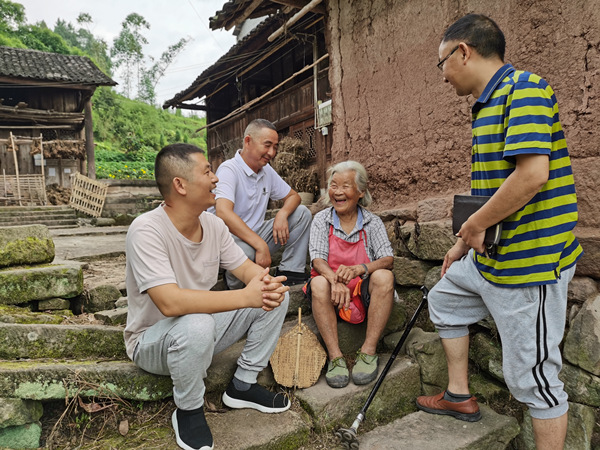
[222,381,290,413]
[275,268,307,286]
[172,407,214,450]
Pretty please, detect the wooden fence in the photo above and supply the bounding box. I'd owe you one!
[68,172,107,218]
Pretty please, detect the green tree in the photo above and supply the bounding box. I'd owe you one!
[53,14,112,74]
[138,37,189,105]
[111,13,149,98]
[0,0,24,31]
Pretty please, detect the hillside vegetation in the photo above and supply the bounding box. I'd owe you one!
[0,0,207,180]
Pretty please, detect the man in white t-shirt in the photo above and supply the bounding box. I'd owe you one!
[213,119,312,288]
[124,143,290,450]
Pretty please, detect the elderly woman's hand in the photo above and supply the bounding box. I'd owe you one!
[335,264,363,285]
[330,281,351,310]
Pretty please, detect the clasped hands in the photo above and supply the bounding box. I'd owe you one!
[246,268,289,311]
[329,264,364,311]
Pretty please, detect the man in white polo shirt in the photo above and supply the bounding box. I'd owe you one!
[213,118,312,288]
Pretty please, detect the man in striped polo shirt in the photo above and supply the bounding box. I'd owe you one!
[416,14,582,449]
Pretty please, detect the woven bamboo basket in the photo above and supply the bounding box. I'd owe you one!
[270,308,327,388]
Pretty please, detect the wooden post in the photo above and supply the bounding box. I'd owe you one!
[9,132,21,206]
[84,98,96,179]
[39,134,47,204]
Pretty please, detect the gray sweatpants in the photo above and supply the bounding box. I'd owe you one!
[226,205,311,289]
[428,249,575,420]
[132,293,289,411]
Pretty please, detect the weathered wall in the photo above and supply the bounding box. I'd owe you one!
[326,0,600,227]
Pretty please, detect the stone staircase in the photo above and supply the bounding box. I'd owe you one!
[0,287,522,449]
[0,205,78,229]
[0,224,525,448]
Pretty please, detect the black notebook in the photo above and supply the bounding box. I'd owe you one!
[452,195,502,246]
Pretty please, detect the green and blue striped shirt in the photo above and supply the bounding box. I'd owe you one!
[471,64,582,287]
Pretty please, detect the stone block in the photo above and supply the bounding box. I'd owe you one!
[0,262,83,305]
[424,265,442,290]
[405,328,448,394]
[205,409,310,450]
[85,284,122,313]
[405,219,455,261]
[469,332,505,383]
[0,421,41,449]
[563,294,600,376]
[560,362,600,407]
[0,323,126,359]
[393,256,435,286]
[0,360,173,401]
[114,297,128,308]
[574,228,600,279]
[416,196,452,222]
[287,284,310,318]
[0,304,70,325]
[568,276,599,304]
[358,405,519,449]
[0,224,54,268]
[37,298,71,310]
[0,398,42,428]
[94,308,128,325]
[295,356,421,431]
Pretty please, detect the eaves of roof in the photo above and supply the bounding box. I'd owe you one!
[0,46,116,87]
[163,14,283,109]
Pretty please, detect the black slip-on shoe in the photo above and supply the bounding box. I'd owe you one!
[222,381,290,413]
[172,407,214,450]
[275,268,307,286]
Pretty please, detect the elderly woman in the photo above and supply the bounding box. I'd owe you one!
[305,161,394,388]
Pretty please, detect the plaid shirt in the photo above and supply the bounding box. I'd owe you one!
[309,206,393,264]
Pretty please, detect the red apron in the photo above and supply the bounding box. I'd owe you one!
[309,224,370,324]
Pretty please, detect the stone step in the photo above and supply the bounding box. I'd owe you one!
[357,406,519,449]
[0,262,83,306]
[0,360,173,402]
[0,218,78,228]
[0,323,126,360]
[0,206,72,214]
[295,354,422,432]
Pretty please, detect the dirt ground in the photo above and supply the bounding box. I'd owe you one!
[81,254,127,291]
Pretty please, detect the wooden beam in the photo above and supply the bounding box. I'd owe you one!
[268,0,322,42]
[174,104,208,111]
[196,53,328,132]
[271,0,326,14]
[84,98,95,179]
[0,77,103,90]
[225,0,264,31]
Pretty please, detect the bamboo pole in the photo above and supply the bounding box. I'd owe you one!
[268,0,323,42]
[9,132,21,206]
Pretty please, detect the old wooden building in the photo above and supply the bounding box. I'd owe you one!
[163,1,331,193]
[0,46,115,204]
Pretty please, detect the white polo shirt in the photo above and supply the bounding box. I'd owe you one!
[213,150,291,232]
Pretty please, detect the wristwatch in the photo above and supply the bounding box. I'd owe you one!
[361,263,369,280]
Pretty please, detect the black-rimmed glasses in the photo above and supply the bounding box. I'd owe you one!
[437,45,460,71]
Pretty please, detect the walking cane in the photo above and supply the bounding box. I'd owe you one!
[335,286,429,449]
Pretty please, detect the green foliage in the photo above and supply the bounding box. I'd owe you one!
[0,0,25,31]
[92,88,207,180]
[0,2,207,181]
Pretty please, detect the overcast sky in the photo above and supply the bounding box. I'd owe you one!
[17,0,237,109]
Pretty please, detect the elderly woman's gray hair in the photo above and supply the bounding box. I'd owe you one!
[326,160,373,207]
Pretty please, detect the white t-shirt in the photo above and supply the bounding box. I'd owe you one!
[212,150,291,232]
[123,204,247,359]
